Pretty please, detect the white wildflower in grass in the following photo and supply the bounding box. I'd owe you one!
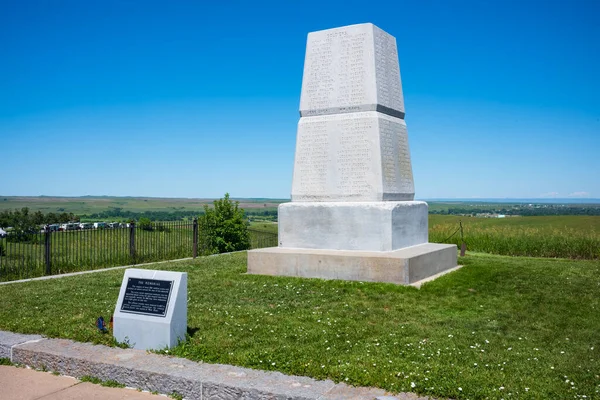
[459,387,462,391]
[499,386,505,390]
[411,382,416,388]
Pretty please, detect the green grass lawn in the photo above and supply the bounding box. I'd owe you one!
[0,252,598,399]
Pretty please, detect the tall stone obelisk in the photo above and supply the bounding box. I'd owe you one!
[248,23,457,285]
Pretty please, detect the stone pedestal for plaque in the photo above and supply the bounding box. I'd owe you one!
[248,23,457,285]
[113,269,187,350]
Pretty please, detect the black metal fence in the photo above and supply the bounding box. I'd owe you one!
[0,221,277,282]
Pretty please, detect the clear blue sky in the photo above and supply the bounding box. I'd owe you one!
[1,0,599,199]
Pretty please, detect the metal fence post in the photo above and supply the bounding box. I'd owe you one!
[129,222,136,264]
[459,221,466,256]
[193,218,198,258]
[44,226,51,275]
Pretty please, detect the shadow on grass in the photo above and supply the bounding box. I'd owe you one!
[186,327,200,338]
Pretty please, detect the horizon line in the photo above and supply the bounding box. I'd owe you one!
[0,195,599,204]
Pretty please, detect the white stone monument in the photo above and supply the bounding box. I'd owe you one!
[248,23,457,285]
[113,269,187,350]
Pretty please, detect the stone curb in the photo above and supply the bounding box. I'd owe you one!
[0,331,434,400]
[0,331,44,359]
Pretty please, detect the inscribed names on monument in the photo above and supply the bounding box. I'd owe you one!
[292,112,414,202]
[373,25,404,119]
[292,23,414,202]
[379,115,414,198]
[299,23,405,119]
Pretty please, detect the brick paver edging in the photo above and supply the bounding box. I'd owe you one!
[0,331,436,400]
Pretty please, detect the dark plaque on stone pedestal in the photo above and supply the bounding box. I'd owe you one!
[114,269,187,350]
[120,278,173,317]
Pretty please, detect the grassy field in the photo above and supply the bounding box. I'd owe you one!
[248,221,279,234]
[0,196,286,214]
[0,252,598,399]
[429,215,600,259]
[248,215,600,260]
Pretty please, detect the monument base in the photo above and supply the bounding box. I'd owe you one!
[279,201,428,251]
[247,243,458,285]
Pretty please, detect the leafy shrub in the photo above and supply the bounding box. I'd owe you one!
[138,217,153,231]
[155,224,171,232]
[199,193,250,254]
[6,231,41,244]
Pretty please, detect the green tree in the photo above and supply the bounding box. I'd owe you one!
[7,208,39,243]
[0,210,11,228]
[138,217,153,231]
[32,211,45,225]
[199,193,250,254]
[45,212,58,224]
[58,212,70,223]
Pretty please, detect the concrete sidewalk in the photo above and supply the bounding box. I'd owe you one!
[0,365,158,400]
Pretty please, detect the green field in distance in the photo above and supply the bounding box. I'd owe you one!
[0,196,287,214]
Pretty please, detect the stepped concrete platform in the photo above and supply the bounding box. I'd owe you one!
[248,243,458,285]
